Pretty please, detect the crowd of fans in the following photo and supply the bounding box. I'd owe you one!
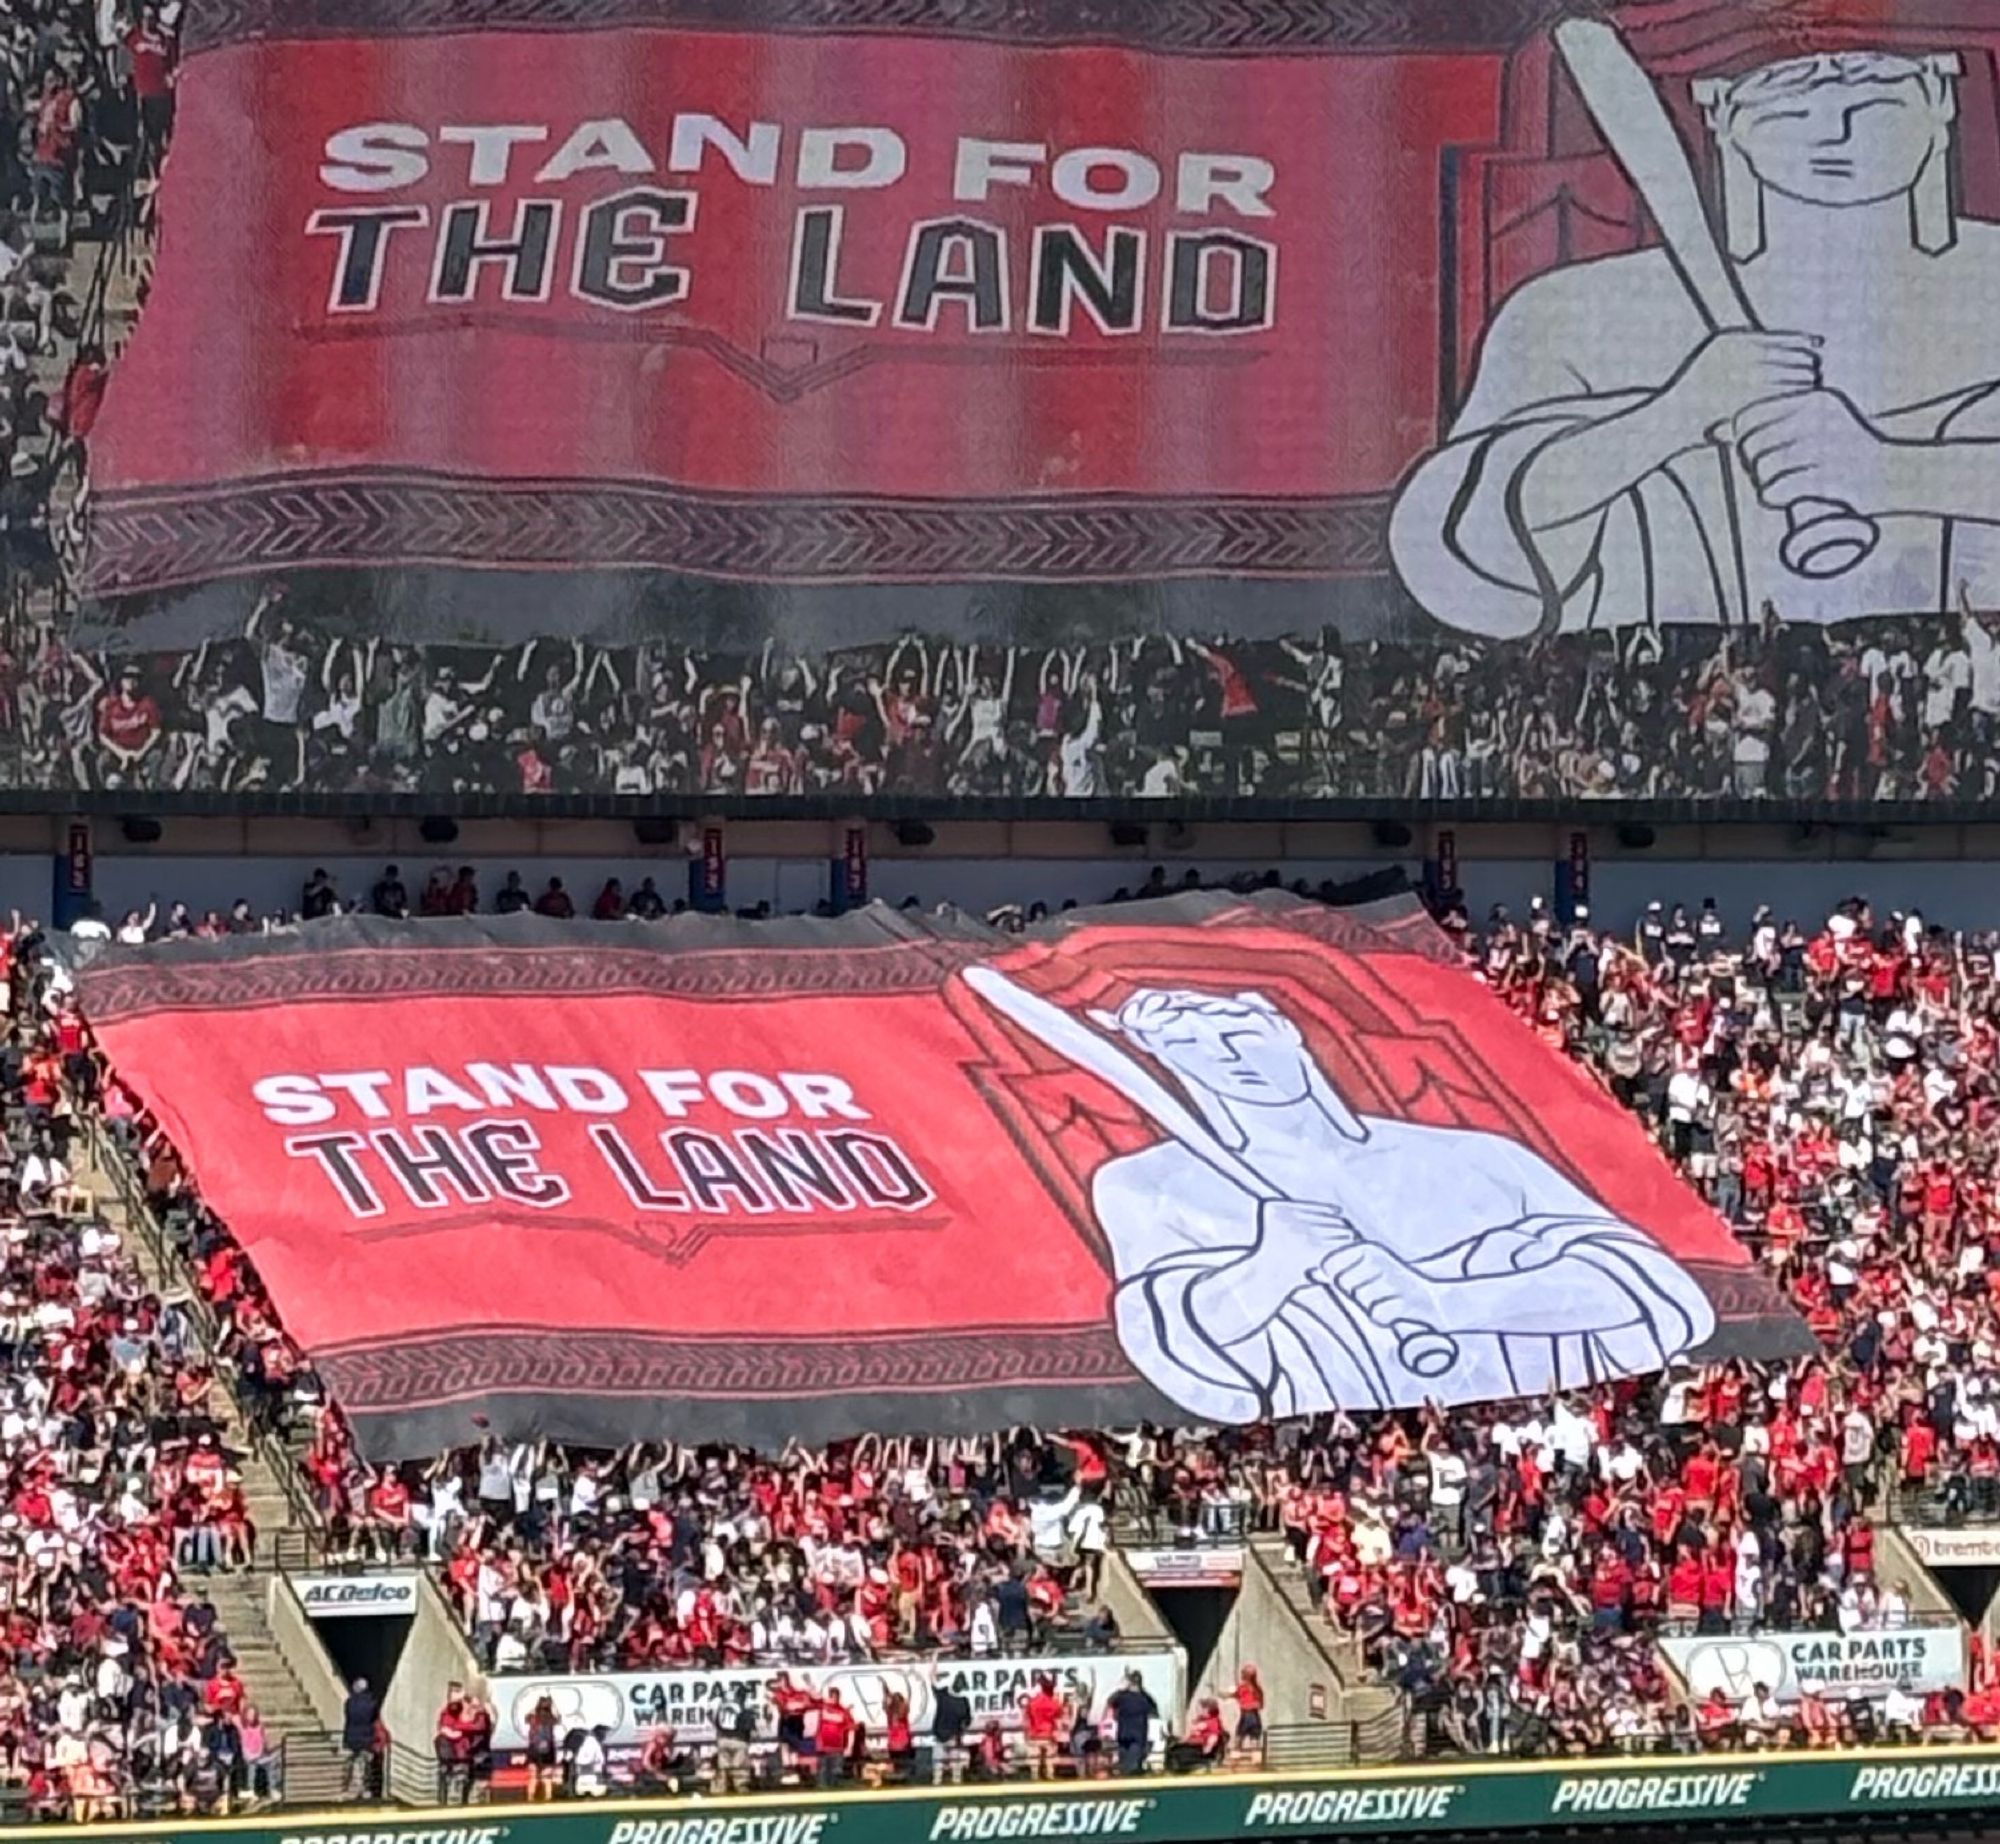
[1087,883,2000,1757]
[1387,886,2000,1754]
[12,0,2000,1804]
[377,1433,1122,1673]
[64,857,1334,937]
[0,915,282,1822]
[422,1660,1206,1802]
[0,0,154,633]
[34,870,2000,1797]
[21,600,2000,804]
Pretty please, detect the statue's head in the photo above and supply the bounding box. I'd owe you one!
[1091,988,1316,1109]
[1695,49,1962,256]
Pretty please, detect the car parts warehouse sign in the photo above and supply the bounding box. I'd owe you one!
[47,1749,2000,1844]
[487,1652,1187,1749]
[1660,1622,1967,1703]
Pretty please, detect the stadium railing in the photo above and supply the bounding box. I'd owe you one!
[1653,1610,1965,1637]
[1264,1714,1409,1771]
[1111,1500,1257,1551]
[1895,1481,2000,1528]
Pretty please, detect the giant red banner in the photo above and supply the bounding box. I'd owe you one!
[93,0,2000,626]
[92,0,1515,615]
[79,894,1806,1458]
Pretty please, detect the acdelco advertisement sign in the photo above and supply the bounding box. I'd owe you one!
[293,1572,422,1619]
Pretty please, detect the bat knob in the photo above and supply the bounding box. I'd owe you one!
[1781,500,1878,580]
[1394,1323,1458,1380]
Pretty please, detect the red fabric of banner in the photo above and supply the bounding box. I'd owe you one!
[79,897,1809,1456]
[83,15,1505,595]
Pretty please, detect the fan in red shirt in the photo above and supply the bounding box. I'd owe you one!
[1022,1675,1067,1780]
[127,4,178,157]
[31,82,80,209]
[812,1690,855,1786]
[367,1470,414,1558]
[1903,1417,1940,1487]
[53,347,107,459]
[95,671,163,772]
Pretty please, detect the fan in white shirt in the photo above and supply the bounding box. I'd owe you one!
[17,1151,69,1211]
[55,1679,91,1735]
[1518,1604,1554,1663]
[967,1598,1000,1656]
[1597,1438,1645,1485]
[1428,1448,1469,1509]
[572,1729,609,1797]
[1028,1486,1080,1562]
[769,1609,805,1658]
[1738,1685,1782,1735]
[846,1607,874,1656]
[1068,1496,1108,1558]
[805,1611,843,1661]
[1733,1552,1765,1621]
[1882,1682,1926,1733]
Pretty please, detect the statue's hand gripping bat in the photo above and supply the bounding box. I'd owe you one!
[1554,17,1879,580]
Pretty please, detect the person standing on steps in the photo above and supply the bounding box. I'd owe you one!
[341,1676,380,1800]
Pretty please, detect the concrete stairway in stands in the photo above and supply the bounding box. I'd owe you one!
[80,1135,341,1802]
[1244,1534,1407,1746]
[1248,1533,1361,1674]
[203,1575,348,1807]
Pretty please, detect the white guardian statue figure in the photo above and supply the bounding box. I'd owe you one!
[1390,44,2000,634]
[964,969,1716,1422]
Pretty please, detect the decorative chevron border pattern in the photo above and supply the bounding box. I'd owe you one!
[76,898,1450,1024]
[318,1322,1138,1409]
[83,473,1390,596]
[78,933,992,1022]
[185,0,1608,57]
